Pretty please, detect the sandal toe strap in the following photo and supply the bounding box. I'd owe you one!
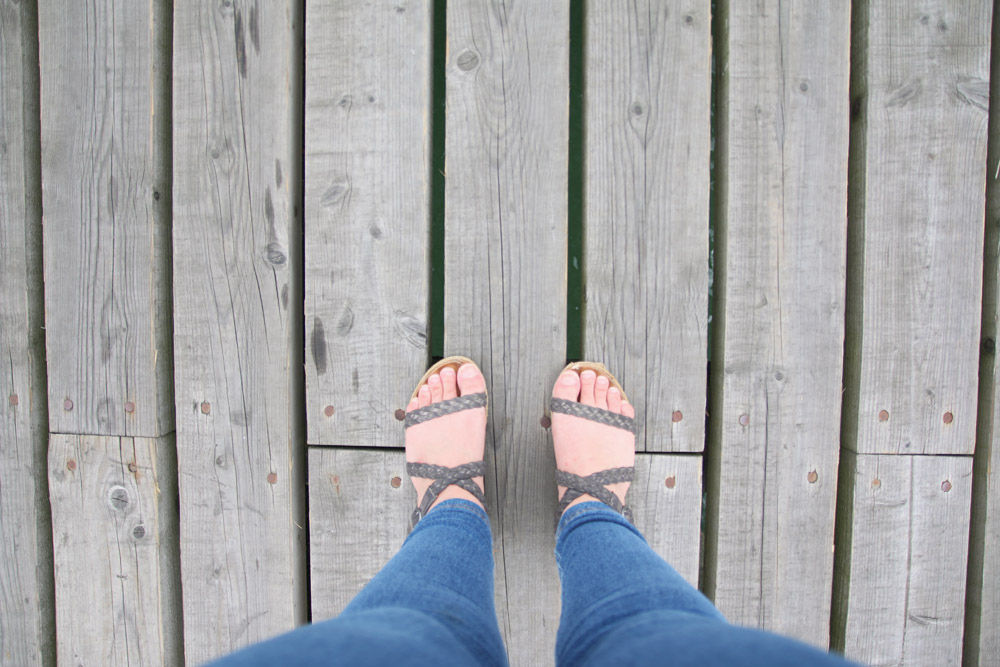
[549,397,636,433]
[556,466,635,523]
[405,393,488,428]
[408,461,487,529]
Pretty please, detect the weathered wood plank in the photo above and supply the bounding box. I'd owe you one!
[172,0,305,660]
[0,2,54,664]
[308,449,702,618]
[38,0,173,437]
[847,0,990,455]
[703,0,850,646]
[833,453,972,666]
[304,0,432,446]
[443,1,569,661]
[583,0,710,454]
[47,434,182,666]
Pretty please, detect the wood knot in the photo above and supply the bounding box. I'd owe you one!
[132,525,146,540]
[456,49,480,71]
[108,486,130,511]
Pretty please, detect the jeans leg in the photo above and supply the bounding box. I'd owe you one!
[209,499,508,667]
[554,502,856,667]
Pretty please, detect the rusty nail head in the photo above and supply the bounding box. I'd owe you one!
[807,470,819,484]
[394,408,405,421]
[64,398,74,411]
[201,402,211,414]
[942,480,952,492]
[124,401,135,413]
[738,414,749,427]
[943,411,954,424]
[871,477,881,489]
[878,409,889,422]
[128,462,138,473]
[267,472,278,484]
[664,476,676,489]
[672,410,683,423]
[391,476,402,488]
[8,394,18,406]
[325,405,336,418]
[540,416,552,429]
[66,459,77,471]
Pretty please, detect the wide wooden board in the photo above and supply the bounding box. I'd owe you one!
[172,1,305,660]
[583,0,710,453]
[0,1,53,663]
[704,0,850,646]
[47,434,181,666]
[304,0,432,446]
[38,0,173,437]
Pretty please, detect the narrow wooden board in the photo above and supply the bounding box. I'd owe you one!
[0,2,54,663]
[37,0,173,437]
[835,454,973,666]
[47,434,182,666]
[304,0,432,446]
[308,449,702,618]
[172,1,305,661]
[704,0,850,646]
[443,1,569,661]
[583,0,710,453]
[847,0,990,455]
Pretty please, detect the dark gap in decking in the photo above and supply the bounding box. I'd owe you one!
[565,0,585,363]
[291,0,310,626]
[308,444,406,455]
[428,0,448,363]
[20,1,56,664]
[963,1,1000,663]
[830,0,870,652]
[701,0,728,602]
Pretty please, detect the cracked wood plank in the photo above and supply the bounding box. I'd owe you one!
[172,0,306,661]
[704,0,850,647]
[0,1,54,663]
[443,2,569,662]
[304,0,432,447]
[47,434,181,666]
[583,0,710,454]
[38,0,174,437]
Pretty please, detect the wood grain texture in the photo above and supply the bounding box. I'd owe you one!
[172,0,305,661]
[38,0,173,437]
[304,0,432,446]
[47,434,182,666]
[704,0,849,646]
[836,454,972,666]
[0,2,54,664]
[847,0,989,455]
[583,0,710,454]
[443,1,569,661]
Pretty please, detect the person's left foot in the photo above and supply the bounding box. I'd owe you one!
[405,362,488,513]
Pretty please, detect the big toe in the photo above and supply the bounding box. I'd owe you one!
[553,370,581,401]
[456,363,487,396]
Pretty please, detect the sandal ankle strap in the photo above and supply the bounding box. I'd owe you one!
[408,460,487,529]
[556,466,635,523]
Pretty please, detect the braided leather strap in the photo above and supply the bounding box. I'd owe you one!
[405,393,488,429]
[550,397,636,433]
[556,466,635,523]
[407,460,486,529]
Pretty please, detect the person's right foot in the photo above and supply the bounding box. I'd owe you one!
[551,367,636,514]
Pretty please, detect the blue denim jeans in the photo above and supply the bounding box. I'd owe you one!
[211,499,855,666]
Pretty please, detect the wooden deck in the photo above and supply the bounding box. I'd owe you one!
[0,0,997,665]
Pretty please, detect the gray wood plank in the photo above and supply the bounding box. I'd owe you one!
[0,1,54,664]
[443,1,569,661]
[836,454,972,666]
[847,0,990,455]
[172,0,306,660]
[583,0,710,454]
[38,0,173,437]
[308,449,702,618]
[47,434,182,666]
[304,0,432,447]
[704,0,850,646]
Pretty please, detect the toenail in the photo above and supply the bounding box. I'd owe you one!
[559,373,576,385]
[459,364,477,377]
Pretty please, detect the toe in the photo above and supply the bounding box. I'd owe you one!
[405,398,420,414]
[621,401,635,419]
[457,363,487,396]
[607,387,622,413]
[595,375,609,409]
[579,370,597,406]
[553,371,580,401]
[418,384,432,408]
[428,373,443,403]
[441,367,458,400]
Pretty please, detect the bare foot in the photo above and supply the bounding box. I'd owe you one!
[551,368,636,514]
[405,362,488,513]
